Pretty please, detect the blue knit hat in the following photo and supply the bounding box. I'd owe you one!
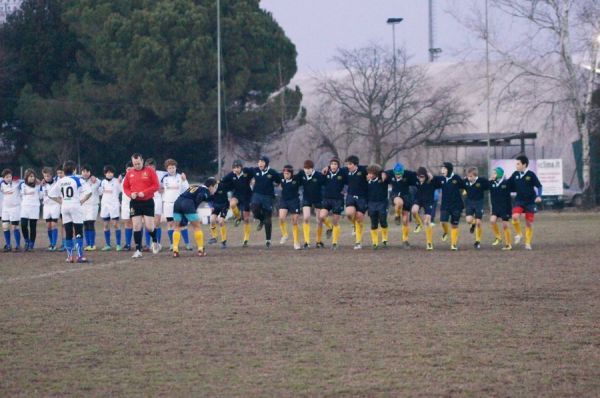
[393,163,404,176]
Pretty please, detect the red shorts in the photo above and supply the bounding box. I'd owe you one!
[513,206,535,223]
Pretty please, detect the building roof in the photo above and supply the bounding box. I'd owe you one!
[426,131,537,147]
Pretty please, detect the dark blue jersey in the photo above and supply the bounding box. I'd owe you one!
[298,170,325,202]
[178,185,210,208]
[508,170,542,204]
[322,169,347,200]
[221,167,254,200]
[416,178,442,205]
[489,178,512,213]
[367,175,390,202]
[386,170,417,196]
[210,183,229,206]
[251,167,280,197]
[435,174,466,211]
[464,177,489,201]
[342,165,368,197]
[280,176,301,201]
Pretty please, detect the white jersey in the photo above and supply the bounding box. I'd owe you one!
[0,180,22,208]
[20,183,42,207]
[82,177,101,206]
[154,170,168,201]
[99,178,121,207]
[41,178,61,208]
[49,175,91,208]
[162,173,189,203]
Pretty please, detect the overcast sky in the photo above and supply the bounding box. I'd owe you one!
[260,0,484,74]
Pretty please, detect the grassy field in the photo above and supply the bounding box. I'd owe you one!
[1,212,599,396]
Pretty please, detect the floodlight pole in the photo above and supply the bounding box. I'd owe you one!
[387,18,403,163]
[485,0,491,170]
[217,0,222,177]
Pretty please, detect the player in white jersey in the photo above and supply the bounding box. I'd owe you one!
[48,160,92,263]
[41,167,61,250]
[99,165,122,251]
[1,168,22,251]
[120,161,134,250]
[162,159,190,250]
[144,158,165,251]
[81,165,101,251]
[19,169,42,251]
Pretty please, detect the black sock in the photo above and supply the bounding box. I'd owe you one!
[134,231,142,251]
[29,219,37,244]
[265,222,272,241]
[149,229,157,243]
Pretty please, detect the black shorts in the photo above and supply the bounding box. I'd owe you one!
[130,199,155,217]
[251,193,273,212]
[346,195,368,213]
[280,198,301,214]
[322,198,344,215]
[392,193,412,211]
[415,200,435,216]
[513,201,537,214]
[233,196,251,212]
[368,201,388,217]
[174,197,197,216]
[302,198,322,209]
[212,204,229,218]
[440,209,462,226]
[491,210,511,222]
[465,199,484,219]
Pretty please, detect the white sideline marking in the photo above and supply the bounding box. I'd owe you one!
[0,259,134,285]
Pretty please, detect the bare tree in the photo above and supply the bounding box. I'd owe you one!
[307,98,357,162]
[316,45,469,166]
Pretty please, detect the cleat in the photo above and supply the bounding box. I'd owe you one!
[101,245,112,251]
[84,245,92,251]
[524,244,532,250]
[372,244,378,250]
[492,238,501,246]
[76,256,88,263]
[394,215,402,225]
[514,234,522,245]
[426,243,434,251]
[265,240,271,249]
[353,243,362,250]
[88,245,97,251]
[242,240,249,248]
[185,244,193,251]
[470,224,476,234]
[234,218,242,227]
[451,245,458,251]
[47,246,55,251]
[66,256,74,263]
[382,241,388,248]
[403,241,411,249]
[132,250,143,259]
[221,241,227,249]
[294,243,302,250]
[414,224,422,233]
[280,236,288,245]
[502,245,512,251]
[197,249,207,257]
[3,245,10,252]
[208,237,217,245]
[303,242,309,250]
[256,221,264,231]
[123,245,131,251]
[441,233,448,242]
[24,245,31,252]
[116,245,122,252]
[315,242,324,248]
[173,251,180,258]
[142,246,150,252]
[474,241,481,249]
[326,228,333,239]
[331,243,338,251]
[151,242,161,254]
[13,247,21,252]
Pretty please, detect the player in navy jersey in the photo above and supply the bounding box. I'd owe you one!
[412,167,442,250]
[298,159,326,248]
[341,155,369,250]
[319,158,347,250]
[433,162,466,251]
[249,156,280,248]
[221,160,254,245]
[464,167,489,249]
[508,155,542,250]
[366,164,390,249]
[489,167,513,250]
[208,179,231,249]
[278,165,301,249]
[386,163,418,247]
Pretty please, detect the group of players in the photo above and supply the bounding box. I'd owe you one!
[0,152,543,262]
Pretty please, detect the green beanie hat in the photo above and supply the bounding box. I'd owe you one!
[495,167,504,179]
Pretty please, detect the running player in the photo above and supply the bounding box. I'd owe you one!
[435,162,466,251]
[249,156,280,248]
[489,167,513,250]
[278,165,301,249]
[508,155,542,250]
[366,164,390,249]
[319,158,347,250]
[298,159,326,248]
[464,167,489,249]
[386,163,418,247]
[221,160,253,246]
[341,155,369,250]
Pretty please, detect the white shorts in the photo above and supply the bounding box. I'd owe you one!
[153,197,162,216]
[163,202,175,218]
[43,204,61,221]
[20,205,40,220]
[83,203,98,221]
[100,203,120,220]
[61,205,84,224]
[2,206,21,223]
[121,200,131,220]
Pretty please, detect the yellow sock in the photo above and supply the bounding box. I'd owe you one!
[426,226,433,245]
[332,225,340,244]
[491,223,501,239]
[231,205,240,220]
[220,225,227,242]
[451,228,459,246]
[395,207,402,217]
[370,229,379,245]
[355,221,363,244]
[382,227,389,242]
[280,220,288,237]
[292,224,299,245]
[475,225,482,242]
[504,227,512,246]
[525,225,533,245]
[316,225,323,243]
[173,230,181,251]
[210,225,217,238]
[402,225,409,242]
[323,217,333,230]
[303,223,310,244]
[442,222,450,235]
[243,223,251,241]
[414,212,423,226]
[194,230,204,250]
[513,219,522,236]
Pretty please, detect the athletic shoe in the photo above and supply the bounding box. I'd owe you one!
[256,221,264,231]
[315,242,324,248]
[394,216,402,226]
[524,244,532,250]
[470,224,476,234]
[303,243,309,250]
[3,245,10,252]
[234,218,242,227]
[116,245,122,252]
[142,246,150,252]
[474,241,481,249]
[294,243,302,250]
[66,256,74,263]
[76,256,88,263]
[372,244,378,250]
[132,250,143,259]
[24,245,31,252]
[84,245,92,251]
[197,249,207,257]
[123,245,131,251]
[242,240,249,248]
[451,245,458,251]
[13,247,21,252]
[208,237,217,245]
[280,236,288,245]
[101,245,112,251]
[185,244,193,251]
[353,243,362,250]
[414,224,422,233]
[265,240,271,249]
[403,241,410,249]
[502,245,512,251]
[151,242,161,254]
[426,243,434,251]
[173,251,180,258]
[441,233,448,242]
[382,241,388,248]
[492,238,501,246]
[47,246,55,252]
[331,243,338,251]
[221,241,227,249]
[326,228,333,239]
[514,234,522,245]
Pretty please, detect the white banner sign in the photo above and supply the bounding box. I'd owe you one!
[491,158,563,196]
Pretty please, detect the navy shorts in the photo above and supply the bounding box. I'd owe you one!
[513,201,537,214]
[211,204,229,218]
[322,198,344,215]
[368,201,388,217]
[346,195,368,213]
[251,193,273,212]
[465,199,484,219]
[440,208,462,226]
[392,193,412,211]
[233,196,251,212]
[491,209,511,222]
[174,198,197,216]
[415,200,435,216]
[280,198,301,214]
[302,198,322,209]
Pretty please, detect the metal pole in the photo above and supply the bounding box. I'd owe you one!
[485,0,491,171]
[217,0,222,177]
[392,23,399,162]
